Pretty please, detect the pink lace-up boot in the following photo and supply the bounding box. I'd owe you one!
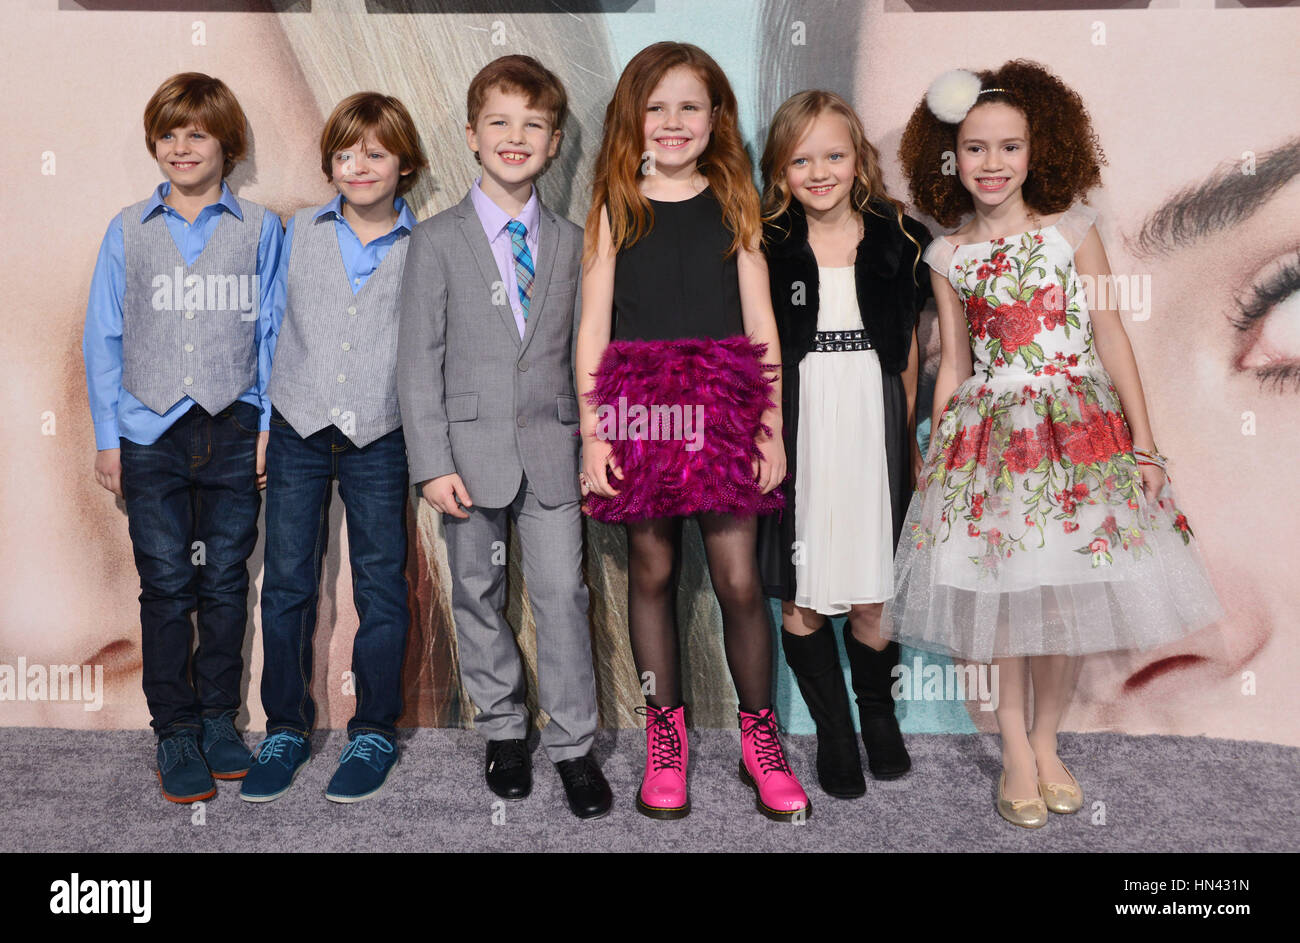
[738,707,811,822]
[635,704,689,819]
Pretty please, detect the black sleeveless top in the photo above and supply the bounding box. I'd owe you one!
[612,187,744,342]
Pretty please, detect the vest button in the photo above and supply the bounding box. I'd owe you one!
[347,306,357,315]
[184,343,194,352]
[341,342,351,351]
[184,311,195,320]
[336,373,346,383]
[331,408,340,417]
[518,360,528,371]
[183,376,193,386]
[516,415,527,428]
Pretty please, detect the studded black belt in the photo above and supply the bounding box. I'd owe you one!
[811,329,873,352]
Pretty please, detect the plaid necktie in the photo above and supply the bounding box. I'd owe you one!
[506,219,534,320]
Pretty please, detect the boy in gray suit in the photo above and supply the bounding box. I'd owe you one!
[397,56,610,819]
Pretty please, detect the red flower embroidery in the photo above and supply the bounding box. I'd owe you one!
[1063,521,1080,533]
[968,523,981,538]
[1036,285,1068,330]
[965,295,996,339]
[989,301,1039,355]
[1004,428,1044,475]
[1089,538,1109,553]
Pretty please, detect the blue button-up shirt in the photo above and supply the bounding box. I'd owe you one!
[82,180,283,449]
[262,194,417,393]
[469,178,539,339]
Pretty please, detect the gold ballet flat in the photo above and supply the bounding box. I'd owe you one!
[1038,761,1083,814]
[997,772,1049,829]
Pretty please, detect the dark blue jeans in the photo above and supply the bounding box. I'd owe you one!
[260,408,410,740]
[120,401,261,739]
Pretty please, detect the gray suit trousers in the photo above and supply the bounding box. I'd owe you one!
[443,475,596,761]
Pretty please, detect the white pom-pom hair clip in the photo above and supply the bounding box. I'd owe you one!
[925,69,1007,125]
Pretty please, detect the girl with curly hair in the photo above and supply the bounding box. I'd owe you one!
[885,60,1223,828]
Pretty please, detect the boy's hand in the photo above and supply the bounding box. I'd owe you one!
[94,448,122,497]
[256,431,269,491]
[421,473,473,519]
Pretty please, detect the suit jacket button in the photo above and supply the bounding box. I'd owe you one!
[518,360,528,371]
[517,416,527,428]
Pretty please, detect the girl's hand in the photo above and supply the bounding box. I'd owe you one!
[1139,463,1167,506]
[94,448,122,497]
[582,436,622,498]
[753,434,786,495]
[910,438,924,485]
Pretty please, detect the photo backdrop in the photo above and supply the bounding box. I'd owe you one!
[4,0,1297,745]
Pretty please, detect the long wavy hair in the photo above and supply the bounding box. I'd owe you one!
[760,90,922,272]
[585,41,760,259]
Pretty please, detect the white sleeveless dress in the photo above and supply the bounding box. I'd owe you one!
[793,265,894,614]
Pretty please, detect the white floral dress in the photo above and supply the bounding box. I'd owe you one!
[882,203,1223,661]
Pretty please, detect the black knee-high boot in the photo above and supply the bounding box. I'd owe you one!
[843,627,911,780]
[781,622,866,798]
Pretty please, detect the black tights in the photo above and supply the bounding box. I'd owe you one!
[626,513,772,714]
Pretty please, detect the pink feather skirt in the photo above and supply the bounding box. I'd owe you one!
[582,336,785,523]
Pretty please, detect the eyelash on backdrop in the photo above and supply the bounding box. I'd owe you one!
[1231,247,1300,393]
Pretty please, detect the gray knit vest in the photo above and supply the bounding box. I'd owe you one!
[268,208,410,448]
[121,196,266,415]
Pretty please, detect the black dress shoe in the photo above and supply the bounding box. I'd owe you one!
[556,755,613,820]
[485,739,531,800]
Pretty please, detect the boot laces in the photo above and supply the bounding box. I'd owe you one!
[742,710,792,775]
[636,705,684,772]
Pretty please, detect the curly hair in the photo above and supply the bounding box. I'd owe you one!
[898,59,1106,228]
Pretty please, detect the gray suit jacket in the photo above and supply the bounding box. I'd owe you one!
[397,191,583,509]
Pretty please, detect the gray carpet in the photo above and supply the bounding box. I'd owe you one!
[4,728,1293,852]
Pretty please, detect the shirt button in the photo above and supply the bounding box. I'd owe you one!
[354,278,361,285]
[341,342,351,351]
[183,376,194,386]
[337,373,346,383]
[346,306,357,315]
[331,408,340,417]
[185,311,195,320]
[518,360,528,372]
[184,343,194,352]
[516,416,527,428]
